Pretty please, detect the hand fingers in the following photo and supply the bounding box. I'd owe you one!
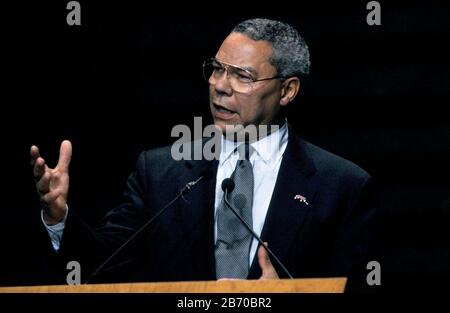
[37,171,51,194]
[30,145,40,166]
[33,157,47,179]
[258,242,279,280]
[258,242,272,271]
[39,185,68,224]
[56,140,72,172]
[31,145,48,179]
[40,188,63,206]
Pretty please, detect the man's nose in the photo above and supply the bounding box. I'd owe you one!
[213,71,233,96]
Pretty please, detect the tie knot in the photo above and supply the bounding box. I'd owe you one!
[237,143,254,161]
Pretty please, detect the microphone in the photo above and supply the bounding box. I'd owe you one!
[221,178,294,279]
[84,170,211,284]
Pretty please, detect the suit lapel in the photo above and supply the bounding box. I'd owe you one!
[176,154,218,279]
[248,128,317,278]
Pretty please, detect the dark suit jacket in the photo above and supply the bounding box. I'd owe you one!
[55,127,376,286]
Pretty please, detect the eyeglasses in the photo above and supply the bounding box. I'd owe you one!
[202,58,284,93]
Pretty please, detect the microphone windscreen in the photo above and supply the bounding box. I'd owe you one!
[221,178,235,193]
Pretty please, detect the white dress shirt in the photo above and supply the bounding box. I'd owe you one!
[214,122,288,266]
[41,206,68,251]
[44,123,289,264]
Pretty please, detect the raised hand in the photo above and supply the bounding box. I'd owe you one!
[30,140,72,225]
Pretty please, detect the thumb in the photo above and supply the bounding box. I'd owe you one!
[57,140,72,172]
[258,242,279,279]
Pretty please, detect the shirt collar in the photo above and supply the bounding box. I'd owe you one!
[219,121,288,166]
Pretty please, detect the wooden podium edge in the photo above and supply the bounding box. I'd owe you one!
[0,278,346,293]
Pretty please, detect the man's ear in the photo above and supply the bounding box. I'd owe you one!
[280,77,300,106]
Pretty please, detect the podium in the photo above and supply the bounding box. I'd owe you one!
[0,278,346,293]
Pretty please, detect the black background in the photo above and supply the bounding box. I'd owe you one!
[1,1,450,292]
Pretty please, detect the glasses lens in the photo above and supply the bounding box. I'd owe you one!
[202,59,255,93]
[203,60,218,83]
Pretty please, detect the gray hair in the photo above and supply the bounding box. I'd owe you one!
[232,18,310,78]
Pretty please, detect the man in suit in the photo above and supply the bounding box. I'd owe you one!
[31,18,376,286]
